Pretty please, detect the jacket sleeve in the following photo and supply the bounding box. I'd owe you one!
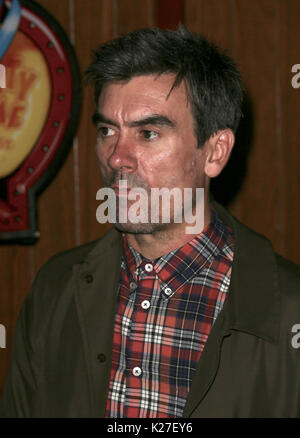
[0,271,44,418]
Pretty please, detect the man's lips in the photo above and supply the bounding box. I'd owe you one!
[111,184,131,197]
[111,184,149,200]
[111,183,131,189]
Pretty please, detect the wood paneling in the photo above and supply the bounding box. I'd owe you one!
[0,246,31,396]
[156,0,184,30]
[116,0,155,35]
[74,0,114,245]
[0,0,299,398]
[185,0,232,49]
[185,0,300,260]
[279,0,300,263]
[231,0,282,251]
[34,0,76,272]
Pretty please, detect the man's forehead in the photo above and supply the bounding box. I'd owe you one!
[99,74,185,101]
[97,74,189,116]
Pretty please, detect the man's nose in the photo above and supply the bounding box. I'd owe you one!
[107,134,137,173]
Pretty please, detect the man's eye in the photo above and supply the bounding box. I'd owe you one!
[142,130,159,140]
[98,127,115,137]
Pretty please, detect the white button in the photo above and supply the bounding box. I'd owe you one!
[164,287,172,296]
[130,282,137,290]
[145,263,153,272]
[132,366,142,377]
[134,269,139,276]
[141,300,151,310]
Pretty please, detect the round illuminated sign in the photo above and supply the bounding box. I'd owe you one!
[0,0,81,242]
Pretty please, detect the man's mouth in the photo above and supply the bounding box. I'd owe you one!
[111,183,131,197]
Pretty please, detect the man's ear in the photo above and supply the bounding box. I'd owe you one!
[204,129,235,178]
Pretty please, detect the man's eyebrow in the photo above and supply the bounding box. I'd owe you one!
[92,112,119,128]
[128,114,176,128]
[92,112,176,129]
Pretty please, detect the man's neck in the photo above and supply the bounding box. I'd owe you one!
[125,204,212,260]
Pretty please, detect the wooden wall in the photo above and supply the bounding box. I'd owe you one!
[0,0,299,397]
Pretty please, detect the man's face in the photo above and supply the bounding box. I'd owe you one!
[95,74,208,233]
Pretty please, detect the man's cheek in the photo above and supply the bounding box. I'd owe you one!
[98,163,111,184]
[96,150,110,171]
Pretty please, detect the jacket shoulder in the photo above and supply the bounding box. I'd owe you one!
[27,227,121,311]
[276,254,300,301]
[20,228,121,343]
[38,227,120,277]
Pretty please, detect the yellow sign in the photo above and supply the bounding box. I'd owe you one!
[0,30,51,178]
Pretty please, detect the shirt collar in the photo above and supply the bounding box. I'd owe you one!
[121,208,234,293]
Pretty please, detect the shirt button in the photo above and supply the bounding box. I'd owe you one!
[85,274,93,283]
[132,366,142,377]
[97,353,106,363]
[141,300,151,310]
[164,287,172,296]
[130,281,137,290]
[145,263,153,272]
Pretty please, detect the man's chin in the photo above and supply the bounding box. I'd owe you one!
[113,221,167,234]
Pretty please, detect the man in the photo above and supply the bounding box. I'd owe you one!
[1,26,300,418]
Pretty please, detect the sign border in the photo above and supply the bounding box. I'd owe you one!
[0,0,82,243]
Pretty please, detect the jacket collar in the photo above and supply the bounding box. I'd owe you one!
[211,201,281,344]
[183,202,282,417]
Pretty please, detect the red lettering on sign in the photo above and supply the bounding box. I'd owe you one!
[18,71,38,101]
[8,105,25,128]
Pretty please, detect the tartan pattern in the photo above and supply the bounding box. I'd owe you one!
[105,209,235,418]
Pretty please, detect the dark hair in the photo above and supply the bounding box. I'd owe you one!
[86,25,243,147]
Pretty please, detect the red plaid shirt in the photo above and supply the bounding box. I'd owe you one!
[105,208,235,418]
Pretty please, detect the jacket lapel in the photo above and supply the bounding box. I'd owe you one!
[73,228,122,417]
[183,201,281,417]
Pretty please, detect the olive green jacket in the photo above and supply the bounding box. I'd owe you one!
[1,201,300,417]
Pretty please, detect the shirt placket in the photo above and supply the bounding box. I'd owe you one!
[123,260,159,417]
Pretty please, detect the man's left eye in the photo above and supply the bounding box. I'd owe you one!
[98,126,115,137]
[142,130,159,140]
